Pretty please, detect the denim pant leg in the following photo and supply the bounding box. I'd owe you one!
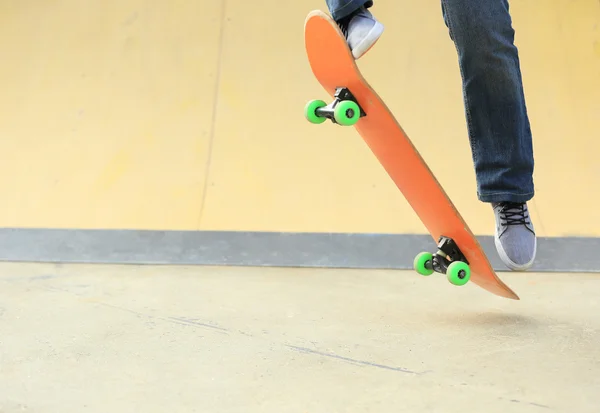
[325,0,372,21]
[441,0,534,203]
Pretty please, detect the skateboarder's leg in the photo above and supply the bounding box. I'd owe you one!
[441,0,536,270]
[325,0,384,59]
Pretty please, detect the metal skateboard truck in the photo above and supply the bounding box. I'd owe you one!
[305,87,366,126]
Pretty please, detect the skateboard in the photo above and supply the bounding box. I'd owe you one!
[303,10,519,300]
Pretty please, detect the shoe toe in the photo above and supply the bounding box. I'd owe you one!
[495,228,537,271]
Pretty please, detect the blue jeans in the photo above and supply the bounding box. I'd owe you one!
[325,0,535,203]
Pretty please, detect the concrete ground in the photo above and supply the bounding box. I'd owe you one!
[1,262,598,412]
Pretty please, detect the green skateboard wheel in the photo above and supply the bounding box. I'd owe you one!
[446,261,471,286]
[304,100,327,124]
[333,100,360,126]
[414,252,434,276]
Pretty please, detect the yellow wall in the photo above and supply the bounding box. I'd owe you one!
[0,0,598,237]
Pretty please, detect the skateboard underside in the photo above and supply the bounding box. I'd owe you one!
[303,10,519,300]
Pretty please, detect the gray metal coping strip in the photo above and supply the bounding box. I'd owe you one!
[0,228,595,273]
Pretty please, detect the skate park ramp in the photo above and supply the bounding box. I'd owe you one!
[1,1,600,412]
[1,0,599,271]
[0,0,599,271]
[0,0,598,238]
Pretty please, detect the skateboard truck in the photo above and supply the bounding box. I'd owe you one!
[414,236,472,286]
[304,87,366,126]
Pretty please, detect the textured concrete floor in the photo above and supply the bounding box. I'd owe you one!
[1,262,598,412]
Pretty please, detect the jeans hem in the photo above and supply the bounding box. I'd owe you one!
[478,191,534,204]
[329,0,372,20]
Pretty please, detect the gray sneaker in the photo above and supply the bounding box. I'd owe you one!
[492,202,537,271]
[336,7,384,59]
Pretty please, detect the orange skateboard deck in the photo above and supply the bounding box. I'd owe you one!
[303,10,519,300]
